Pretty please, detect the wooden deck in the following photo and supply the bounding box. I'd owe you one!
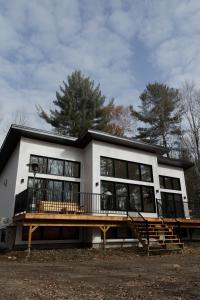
[13,212,200,228]
[12,213,200,257]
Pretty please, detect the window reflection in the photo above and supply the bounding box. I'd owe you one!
[48,159,64,176]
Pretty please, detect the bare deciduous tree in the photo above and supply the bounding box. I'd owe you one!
[180,81,200,171]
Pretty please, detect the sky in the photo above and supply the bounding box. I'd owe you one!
[0,0,200,144]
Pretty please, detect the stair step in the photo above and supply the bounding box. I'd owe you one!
[148,248,182,255]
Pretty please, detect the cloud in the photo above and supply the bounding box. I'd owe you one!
[0,0,200,144]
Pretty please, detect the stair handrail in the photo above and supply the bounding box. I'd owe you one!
[127,205,149,246]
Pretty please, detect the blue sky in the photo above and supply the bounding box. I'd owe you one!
[0,0,200,143]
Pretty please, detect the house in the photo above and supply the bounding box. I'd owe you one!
[0,124,199,254]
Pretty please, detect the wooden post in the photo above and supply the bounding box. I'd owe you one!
[27,225,38,258]
[27,225,32,258]
[100,226,110,250]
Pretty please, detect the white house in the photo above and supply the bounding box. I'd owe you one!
[0,125,194,249]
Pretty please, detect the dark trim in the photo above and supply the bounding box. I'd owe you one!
[159,175,181,191]
[161,192,184,218]
[100,156,153,183]
[28,177,80,191]
[0,124,193,175]
[158,156,194,170]
[0,125,168,174]
[101,180,156,213]
[29,154,81,178]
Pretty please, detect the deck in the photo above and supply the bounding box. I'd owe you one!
[13,188,200,256]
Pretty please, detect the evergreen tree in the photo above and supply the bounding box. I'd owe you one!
[131,82,182,152]
[37,70,113,137]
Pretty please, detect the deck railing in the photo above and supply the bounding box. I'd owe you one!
[156,198,200,219]
[14,188,200,219]
[14,188,144,216]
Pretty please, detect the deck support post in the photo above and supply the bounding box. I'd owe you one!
[27,225,38,257]
[100,226,110,250]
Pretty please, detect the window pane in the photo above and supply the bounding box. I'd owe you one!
[101,181,115,210]
[100,157,114,176]
[114,160,127,179]
[142,186,155,212]
[129,185,142,211]
[174,194,184,217]
[161,192,174,217]
[48,159,64,176]
[46,180,63,201]
[115,183,128,210]
[30,155,47,174]
[172,178,181,190]
[164,177,173,189]
[65,161,80,178]
[128,162,140,181]
[63,182,80,202]
[159,176,165,189]
[140,164,152,182]
[28,178,46,189]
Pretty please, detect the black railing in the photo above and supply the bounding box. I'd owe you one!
[15,188,151,216]
[156,198,200,219]
[128,210,149,246]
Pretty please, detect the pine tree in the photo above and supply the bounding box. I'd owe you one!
[131,82,182,152]
[37,70,113,137]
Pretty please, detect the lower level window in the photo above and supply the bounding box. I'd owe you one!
[22,226,80,241]
[103,227,133,239]
[101,181,155,213]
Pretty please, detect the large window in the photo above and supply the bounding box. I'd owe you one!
[29,155,80,178]
[100,157,153,183]
[48,159,64,176]
[128,162,140,181]
[161,192,184,217]
[101,180,155,213]
[159,175,181,191]
[114,160,127,179]
[28,177,80,202]
[29,155,47,174]
[100,157,114,176]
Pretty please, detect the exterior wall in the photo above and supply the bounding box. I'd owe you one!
[92,140,159,217]
[0,143,20,226]
[158,164,189,218]
[90,140,160,244]
[16,137,83,195]
[13,137,86,246]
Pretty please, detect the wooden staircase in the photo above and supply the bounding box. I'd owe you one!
[128,217,184,255]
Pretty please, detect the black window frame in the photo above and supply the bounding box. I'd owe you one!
[100,156,153,183]
[161,192,184,218]
[27,177,80,202]
[114,159,128,179]
[29,155,81,178]
[100,157,114,177]
[159,175,181,191]
[101,180,156,213]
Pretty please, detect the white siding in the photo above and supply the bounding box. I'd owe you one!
[92,140,159,218]
[0,143,20,225]
[16,137,83,195]
[158,164,189,218]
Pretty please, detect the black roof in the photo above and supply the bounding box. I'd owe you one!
[157,156,194,170]
[0,124,193,173]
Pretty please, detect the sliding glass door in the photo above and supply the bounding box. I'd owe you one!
[161,192,185,218]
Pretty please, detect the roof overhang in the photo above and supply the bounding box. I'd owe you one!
[158,156,194,170]
[78,130,167,155]
[1,125,192,175]
[0,125,78,174]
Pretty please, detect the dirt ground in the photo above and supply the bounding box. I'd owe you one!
[0,243,200,300]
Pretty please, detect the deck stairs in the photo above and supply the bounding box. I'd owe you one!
[128,216,184,255]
